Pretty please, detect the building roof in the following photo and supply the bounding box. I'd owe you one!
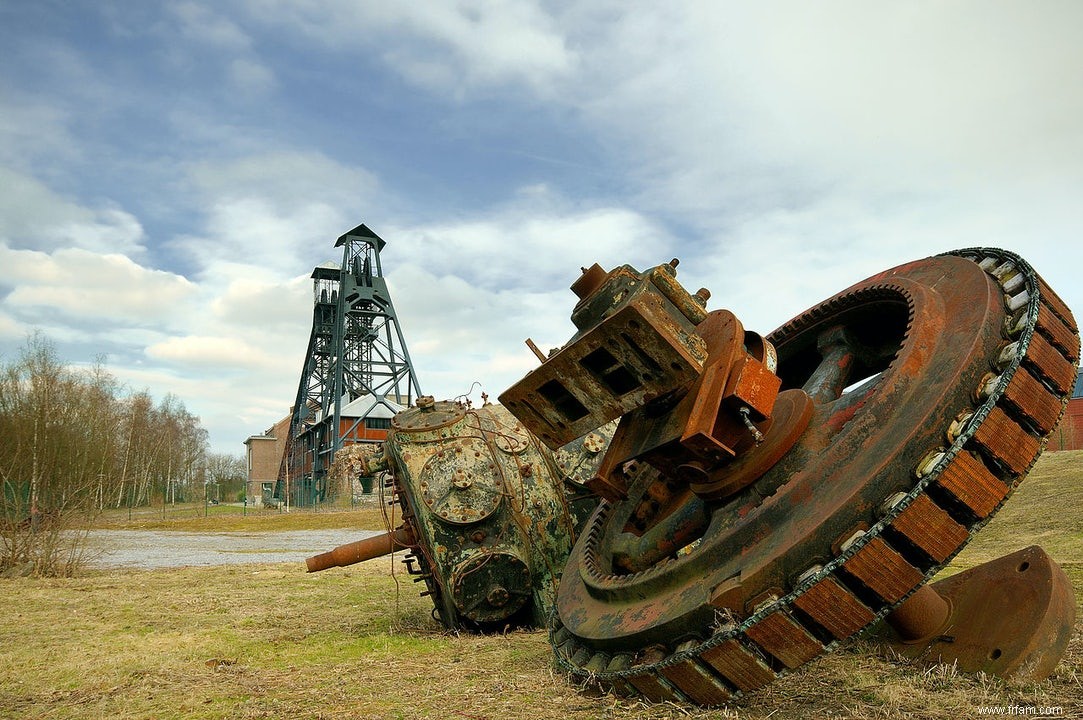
[340,393,404,419]
[312,394,406,423]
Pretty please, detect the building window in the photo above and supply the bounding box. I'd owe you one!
[367,417,392,430]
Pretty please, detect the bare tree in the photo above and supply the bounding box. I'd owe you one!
[204,453,246,503]
[0,333,212,576]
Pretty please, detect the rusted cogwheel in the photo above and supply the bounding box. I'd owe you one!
[550,249,1079,705]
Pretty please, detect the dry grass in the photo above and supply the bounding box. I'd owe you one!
[89,501,389,534]
[2,452,1082,719]
[0,510,96,578]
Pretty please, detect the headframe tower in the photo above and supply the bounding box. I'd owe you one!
[276,223,422,506]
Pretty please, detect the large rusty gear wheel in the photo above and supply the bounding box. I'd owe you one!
[550,249,1079,704]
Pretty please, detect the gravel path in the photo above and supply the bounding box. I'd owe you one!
[86,528,383,569]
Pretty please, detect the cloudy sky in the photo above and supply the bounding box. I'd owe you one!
[2,1,1081,454]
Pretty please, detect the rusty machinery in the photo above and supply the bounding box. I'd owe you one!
[306,399,615,629]
[499,248,1079,705]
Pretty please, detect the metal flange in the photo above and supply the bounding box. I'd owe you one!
[880,545,1075,680]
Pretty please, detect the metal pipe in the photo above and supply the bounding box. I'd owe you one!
[305,526,413,572]
[885,583,952,643]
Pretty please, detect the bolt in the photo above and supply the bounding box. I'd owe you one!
[583,432,605,453]
[487,586,510,608]
[739,406,765,445]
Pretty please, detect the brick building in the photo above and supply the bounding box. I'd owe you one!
[245,394,403,507]
[244,413,291,506]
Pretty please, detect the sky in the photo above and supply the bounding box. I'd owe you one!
[1,1,1081,455]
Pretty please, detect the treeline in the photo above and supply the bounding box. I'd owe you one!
[0,333,211,523]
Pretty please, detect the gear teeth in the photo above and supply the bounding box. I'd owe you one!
[793,575,875,641]
[627,668,683,703]
[887,493,968,564]
[581,651,609,674]
[569,644,593,666]
[1037,277,1077,332]
[623,640,680,697]
[606,652,633,672]
[839,536,924,605]
[554,635,578,664]
[933,449,1009,519]
[1023,332,1077,396]
[744,611,824,669]
[697,639,776,692]
[970,405,1041,477]
[605,677,636,698]
[1036,304,1079,362]
[999,365,1066,435]
[658,657,736,705]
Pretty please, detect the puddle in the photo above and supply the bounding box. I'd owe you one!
[86,529,383,569]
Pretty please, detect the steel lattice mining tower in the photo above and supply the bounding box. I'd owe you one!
[275,224,422,507]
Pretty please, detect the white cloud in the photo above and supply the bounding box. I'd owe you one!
[174,151,380,276]
[3,1,1081,457]
[169,1,253,51]
[371,198,688,400]
[384,200,673,293]
[567,2,1083,224]
[0,168,147,255]
[209,275,311,332]
[384,263,570,402]
[0,245,196,326]
[145,335,267,369]
[0,97,77,168]
[0,309,27,342]
[165,2,277,98]
[243,0,576,95]
[104,362,286,450]
[727,3,1083,183]
[185,151,377,211]
[228,57,276,96]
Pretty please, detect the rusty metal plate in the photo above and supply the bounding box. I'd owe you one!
[500,263,709,448]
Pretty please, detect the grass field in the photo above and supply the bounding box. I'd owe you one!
[2,453,1081,719]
